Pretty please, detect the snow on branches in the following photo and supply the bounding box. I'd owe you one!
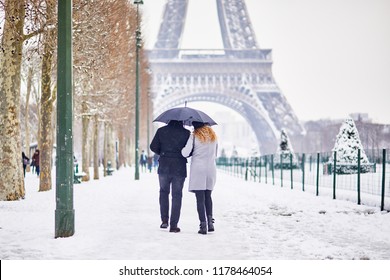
[331,118,373,174]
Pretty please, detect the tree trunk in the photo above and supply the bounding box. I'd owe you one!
[39,21,56,192]
[25,67,33,172]
[88,132,93,172]
[0,1,25,200]
[118,126,125,169]
[126,135,131,167]
[108,124,116,169]
[93,114,99,180]
[81,101,90,181]
[31,83,41,147]
[103,122,108,176]
[128,137,134,167]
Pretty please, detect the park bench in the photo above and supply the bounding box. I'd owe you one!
[73,163,86,184]
[106,161,114,176]
[74,172,86,184]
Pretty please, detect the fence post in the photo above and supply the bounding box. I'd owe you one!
[333,151,337,199]
[242,159,245,179]
[381,149,386,211]
[242,159,245,178]
[254,158,257,182]
[245,159,248,181]
[290,153,293,189]
[271,154,275,185]
[226,158,228,174]
[280,154,283,187]
[316,152,320,196]
[357,149,361,205]
[302,153,305,192]
[258,157,261,183]
[240,159,243,178]
[265,156,268,184]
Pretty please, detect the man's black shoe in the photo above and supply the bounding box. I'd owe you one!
[169,227,181,233]
[160,222,169,229]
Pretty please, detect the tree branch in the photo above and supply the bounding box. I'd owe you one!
[23,29,45,41]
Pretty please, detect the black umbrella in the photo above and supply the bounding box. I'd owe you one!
[153,106,217,126]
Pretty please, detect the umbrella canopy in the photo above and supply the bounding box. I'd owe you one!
[153,107,217,126]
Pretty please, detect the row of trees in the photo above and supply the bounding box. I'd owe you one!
[298,118,389,154]
[0,0,151,201]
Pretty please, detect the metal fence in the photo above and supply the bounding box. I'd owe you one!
[216,149,389,211]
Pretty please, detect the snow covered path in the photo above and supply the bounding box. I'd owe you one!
[1,167,389,260]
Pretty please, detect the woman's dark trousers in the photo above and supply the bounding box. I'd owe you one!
[194,190,213,222]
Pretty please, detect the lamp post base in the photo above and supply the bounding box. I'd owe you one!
[55,209,75,238]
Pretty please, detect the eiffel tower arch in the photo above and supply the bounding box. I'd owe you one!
[147,0,305,155]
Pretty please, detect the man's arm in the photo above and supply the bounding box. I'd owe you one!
[150,131,161,155]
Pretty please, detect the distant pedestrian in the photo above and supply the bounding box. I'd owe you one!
[153,153,159,170]
[147,156,153,173]
[139,150,147,172]
[32,149,40,177]
[30,156,35,174]
[22,152,30,177]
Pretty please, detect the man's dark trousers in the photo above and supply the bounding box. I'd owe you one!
[159,175,186,228]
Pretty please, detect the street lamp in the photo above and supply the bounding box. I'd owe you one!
[134,0,143,180]
[55,0,74,238]
[147,90,150,157]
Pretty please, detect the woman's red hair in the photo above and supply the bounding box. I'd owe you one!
[193,126,217,143]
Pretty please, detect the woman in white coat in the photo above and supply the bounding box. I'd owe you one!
[182,121,218,234]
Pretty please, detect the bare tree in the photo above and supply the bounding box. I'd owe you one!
[39,0,56,191]
[24,66,34,170]
[139,55,152,154]
[0,0,149,200]
[73,0,142,177]
[0,0,61,199]
[0,1,26,200]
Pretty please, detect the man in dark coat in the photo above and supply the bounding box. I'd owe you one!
[32,149,40,177]
[150,120,190,233]
[22,152,30,178]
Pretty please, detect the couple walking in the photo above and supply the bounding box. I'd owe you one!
[150,120,217,235]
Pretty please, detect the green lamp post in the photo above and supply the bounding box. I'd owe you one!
[55,0,74,238]
[134,0,143,180]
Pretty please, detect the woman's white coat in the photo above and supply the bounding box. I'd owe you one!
[182,134,218,191]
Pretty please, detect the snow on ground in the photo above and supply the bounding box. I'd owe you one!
[1,167,390,260]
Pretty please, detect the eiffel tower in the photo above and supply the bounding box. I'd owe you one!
[147,0,305,154]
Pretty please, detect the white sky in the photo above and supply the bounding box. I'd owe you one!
[141,0,390,124]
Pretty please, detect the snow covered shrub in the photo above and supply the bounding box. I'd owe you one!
[274,129,299,169]
[330,118,374,174]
